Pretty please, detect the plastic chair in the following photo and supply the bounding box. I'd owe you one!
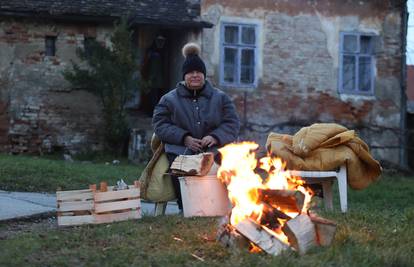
[290,165,348,212]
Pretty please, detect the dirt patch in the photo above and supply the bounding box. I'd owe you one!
[0,215,58,240]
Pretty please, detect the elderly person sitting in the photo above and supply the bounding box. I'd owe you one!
[152,42,240,211]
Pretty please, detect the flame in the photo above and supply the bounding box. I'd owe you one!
[218,142,313,247]
[218,142,263,225]
[249,243,262,253]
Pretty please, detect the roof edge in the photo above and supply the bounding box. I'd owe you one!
[0,10,214,28]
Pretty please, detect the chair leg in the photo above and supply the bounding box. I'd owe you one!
[337,165,348,213]
[322,181,334,211]
[154,202,167,216]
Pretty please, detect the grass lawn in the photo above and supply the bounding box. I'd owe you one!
[0,153,144,192]
[0,154,414,266]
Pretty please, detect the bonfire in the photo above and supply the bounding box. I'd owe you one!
[216,142,336,255]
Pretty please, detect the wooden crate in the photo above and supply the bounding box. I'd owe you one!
[57,182,141,226]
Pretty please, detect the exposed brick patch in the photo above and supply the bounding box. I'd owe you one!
[0,18,107,154]
[230,89,376,135]
[22,52,45,64]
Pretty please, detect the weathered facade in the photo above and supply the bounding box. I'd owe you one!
[0,0,211,154]
[0,0,409,166]
[201,0,407,165]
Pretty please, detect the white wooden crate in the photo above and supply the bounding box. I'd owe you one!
[57,181,141,226]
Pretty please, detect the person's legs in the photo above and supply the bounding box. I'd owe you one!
[166,153,183,210]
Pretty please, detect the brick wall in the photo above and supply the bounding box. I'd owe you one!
[0,18,110,154]
[201,0,404,164]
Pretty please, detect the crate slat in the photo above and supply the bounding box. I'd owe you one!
[57,188,92,197]
[94,188,140,202]
[94,209,141,224]
[57,190,93,202]
[58,200,94,212]
[58,214,94,226]
[94,199,140,214]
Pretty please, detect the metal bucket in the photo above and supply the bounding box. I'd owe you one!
[179,175,231,217]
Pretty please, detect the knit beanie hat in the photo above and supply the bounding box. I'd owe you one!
[181,42,206,79]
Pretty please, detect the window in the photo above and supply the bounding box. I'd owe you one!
[45,36,56,56]
[83,37,96,58]
[220,23,257,87]
[339,32,376,95]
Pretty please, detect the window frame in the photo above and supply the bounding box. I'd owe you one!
[45,36,56,57]
[220,22,258,88]
[338,32,376,95]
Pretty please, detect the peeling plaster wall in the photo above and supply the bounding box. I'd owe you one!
[0,18,108,154]
[201,0,404,164]
[0,16,203,155]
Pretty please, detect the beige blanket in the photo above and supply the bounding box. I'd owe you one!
[266,123,382,190]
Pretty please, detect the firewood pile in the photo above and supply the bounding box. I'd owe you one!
[220,211,337,255]
[170,152,214,176]
[215,142,337,255]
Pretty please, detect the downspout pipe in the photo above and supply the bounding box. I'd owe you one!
[400,0,408,168]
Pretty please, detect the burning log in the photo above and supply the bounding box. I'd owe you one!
[258,189,305,213]
[235,218,290,256]
[281,214,317,255]
[252,202,292,230]
[217,217,250,250]
[171,153,214,176]
[309,214,337,246]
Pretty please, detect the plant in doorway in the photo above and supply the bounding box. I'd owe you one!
[63,17,139,154]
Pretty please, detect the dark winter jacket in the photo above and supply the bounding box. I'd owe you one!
[152,80,240,155]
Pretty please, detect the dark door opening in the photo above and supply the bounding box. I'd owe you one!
[139,33,170,116]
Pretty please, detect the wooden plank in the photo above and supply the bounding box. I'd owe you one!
[58,200,93,212]
[235,218,290,256]
[258,189,305,213]
[57,191,93,202]
[94,188,140,202]
[94,199,141,214]
[217,217,249,250]
[100,181,108,192]
[94,209,141,224]
[309,214,337,246]
[282,214,317,255]
[251,202,291,230]
[57,188,92,197]
[171,153,214,176]
[58,214,94,226]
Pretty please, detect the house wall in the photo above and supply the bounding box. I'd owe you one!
[0,18,110,154]
[0,16,204,155]
[201,0,404,164]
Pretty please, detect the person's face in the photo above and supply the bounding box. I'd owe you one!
[184,71,205,90]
